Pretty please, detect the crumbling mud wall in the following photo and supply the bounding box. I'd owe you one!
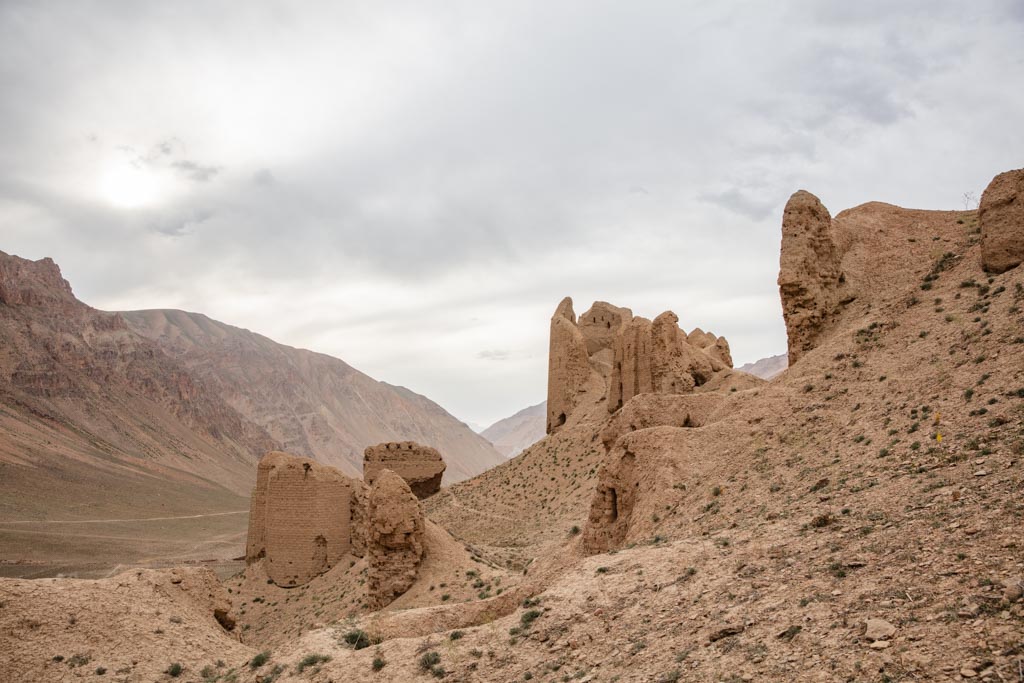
[577,301,633,356]
[364,441,446,498]
[582,445,640,554]
[599,392,726,451]
[607,312,732,412]
[366,470,425,609]
[778,190,847,365]
[246,451,358,587]
[545,296,736,426]
[979,168,1024,274]
[546,298,593,433]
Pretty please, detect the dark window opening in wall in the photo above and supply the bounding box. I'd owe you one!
[556,413,566,427]
[608,488,618,522]
[312,534,328,573]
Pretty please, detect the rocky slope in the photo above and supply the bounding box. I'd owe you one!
[0,251,271,517]
[121,309,503,482]
[480,401,546,458]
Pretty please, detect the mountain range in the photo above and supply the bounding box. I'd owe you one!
[0,250,503,523]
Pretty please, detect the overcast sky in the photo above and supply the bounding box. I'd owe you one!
[1,1,1022,428]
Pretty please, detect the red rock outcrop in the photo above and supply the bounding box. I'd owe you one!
[364,441,446,498]
[546,298,592,433]
[979,168,1024,273]
[0,252,84,315]
[246,451,361,587]
[366,469,425,608]
[778,190,846,364]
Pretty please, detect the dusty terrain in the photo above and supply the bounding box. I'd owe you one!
[1,170,1022,682]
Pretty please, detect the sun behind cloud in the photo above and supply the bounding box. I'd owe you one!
[98,159,160,208]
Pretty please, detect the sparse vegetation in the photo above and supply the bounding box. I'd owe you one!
[250,651,271,669]
[296,654,331,673]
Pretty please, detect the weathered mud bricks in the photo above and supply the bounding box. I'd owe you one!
[245,451,357,587]
[363,441,446,498]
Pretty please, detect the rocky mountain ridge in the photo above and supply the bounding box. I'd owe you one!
[0,251,502,528]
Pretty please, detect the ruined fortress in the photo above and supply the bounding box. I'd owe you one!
[544,295,758,554]
[546,298,736,435]
[245,440,444,602]
[363,441,446,499]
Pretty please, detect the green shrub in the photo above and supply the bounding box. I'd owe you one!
[166,663,183,678]
[372,657,386,672]
[419,652,441,671]
[343,629,371,650]
[250,651,271,669]
[296,654,331,673]
[520,609,542,628]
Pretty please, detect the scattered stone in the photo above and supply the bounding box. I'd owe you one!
[1003,576,1023,603]
[957,604,980,619]
[707,625,745,642]
[777,625,802,641]
[864,618,897,642]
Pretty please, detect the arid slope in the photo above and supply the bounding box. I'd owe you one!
[122,309,504,482]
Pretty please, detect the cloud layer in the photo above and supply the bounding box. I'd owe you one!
[2,1,1022,426]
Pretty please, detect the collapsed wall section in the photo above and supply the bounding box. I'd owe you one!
[364,441,446,499]
[366,470,425,609]
[607,312,732,412]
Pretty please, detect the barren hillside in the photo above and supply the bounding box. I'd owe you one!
[122,309,504,482]
[2,170,1022,682]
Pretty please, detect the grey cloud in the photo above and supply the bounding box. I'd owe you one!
[0,1,1021,424]
[171,160,221,183]
[149,208,215,237]
[477,349,512,361]
[698,188,778,222]
[252,168,275,186]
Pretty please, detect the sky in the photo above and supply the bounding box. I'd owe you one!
[1,1,1022,428]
